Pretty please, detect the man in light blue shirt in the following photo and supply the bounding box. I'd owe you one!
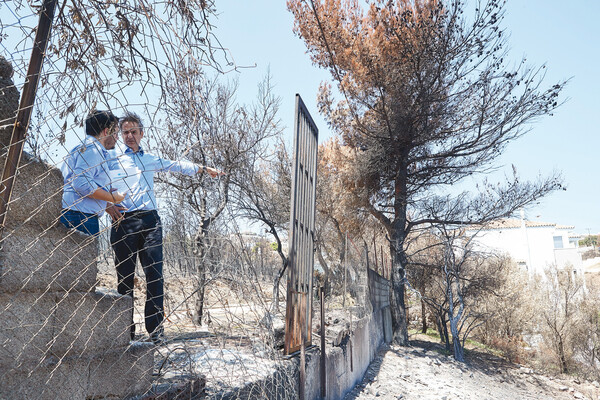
[109,111,220,344]
[60,110,125,235]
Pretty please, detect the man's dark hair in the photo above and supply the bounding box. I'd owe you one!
[119,111,144,132]
[85,110,118,137]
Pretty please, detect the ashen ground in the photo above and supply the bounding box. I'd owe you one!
[344,334,600,400]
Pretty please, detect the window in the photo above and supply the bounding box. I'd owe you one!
[553,236,564,249]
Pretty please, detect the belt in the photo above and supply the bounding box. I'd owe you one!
[122,209,158,217]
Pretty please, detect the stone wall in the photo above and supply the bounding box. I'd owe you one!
[0,55,154,400]
[0,55,19,148]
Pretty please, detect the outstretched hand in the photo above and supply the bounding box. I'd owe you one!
[204,166,225,178]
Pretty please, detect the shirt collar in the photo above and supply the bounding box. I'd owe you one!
[124,143,144,155]
[115,141,144,155]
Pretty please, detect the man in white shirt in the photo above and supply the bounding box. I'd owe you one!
[109,111,220,344]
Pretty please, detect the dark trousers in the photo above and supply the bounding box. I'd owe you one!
[110,210,164,338]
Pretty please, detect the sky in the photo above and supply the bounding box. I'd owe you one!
[212,0,600,235]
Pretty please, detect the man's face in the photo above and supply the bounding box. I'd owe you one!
[121,121,144,152]
[104,124,118,150]
[98,124,118,150]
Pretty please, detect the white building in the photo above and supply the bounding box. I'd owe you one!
[467,215,583,276]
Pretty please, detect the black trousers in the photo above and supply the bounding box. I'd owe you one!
[110,210,164,338]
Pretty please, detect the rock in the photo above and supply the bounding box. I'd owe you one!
[573,392,584,399]
[333,327,351,347]
[258,312,285,349]
[593,380,600,388]
[519,367,533,374]
[559,386,569,391]
[0,56,19,148]
[0,56,14,78]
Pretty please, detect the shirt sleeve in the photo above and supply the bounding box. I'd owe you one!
[67,146,105,197]
[151,154,199,176]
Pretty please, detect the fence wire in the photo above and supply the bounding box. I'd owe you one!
[0,2,300,399]
[0,2,382,399]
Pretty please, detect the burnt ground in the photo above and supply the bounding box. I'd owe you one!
[344,333,600,400]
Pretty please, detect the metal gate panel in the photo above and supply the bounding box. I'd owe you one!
[284,94,318,355]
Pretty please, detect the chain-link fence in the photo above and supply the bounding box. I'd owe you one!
[0,2,391,399]
[0,1,299,398]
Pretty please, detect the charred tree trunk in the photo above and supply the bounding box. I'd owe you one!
[435,310,451,351]
[389,167,409,345]
[269,225,288,313]
[315,243,332,296]
[421,299,428,334]
[446,255,465,362]
[441,316,451,351]
[558,338,569,374]
[194,222,209,325]
[390,223,409,345]
[452,331,465,362]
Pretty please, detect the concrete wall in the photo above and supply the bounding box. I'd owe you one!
[218,270,392,400]
[555,248,583,270]
[305,308,390,400]
[304,268,393,399]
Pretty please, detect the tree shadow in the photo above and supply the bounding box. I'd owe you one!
[403,336,535,389]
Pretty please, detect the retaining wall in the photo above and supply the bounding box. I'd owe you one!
[305,306,392,400]
[223,268,393,400]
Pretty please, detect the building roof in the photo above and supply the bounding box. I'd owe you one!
[466,218,574,231]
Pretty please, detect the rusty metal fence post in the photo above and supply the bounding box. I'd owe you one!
[284,94,318,399]
[284,93,319,355]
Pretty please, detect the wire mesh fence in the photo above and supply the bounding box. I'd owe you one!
[0,2,387,399]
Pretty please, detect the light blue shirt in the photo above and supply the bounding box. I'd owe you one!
[108,142,199,212]
[61,135,114,215]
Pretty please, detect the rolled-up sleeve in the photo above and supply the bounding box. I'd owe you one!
[68,148,104,196]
